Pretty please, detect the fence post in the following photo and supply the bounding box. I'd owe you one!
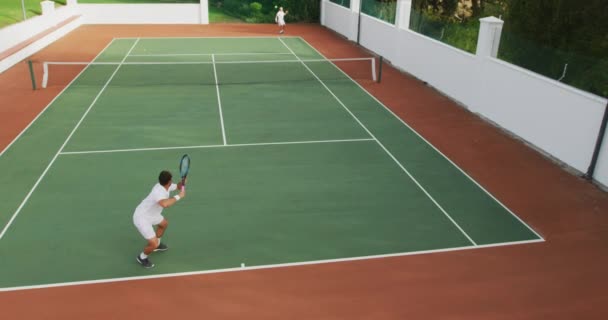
[320,0,326,26]
[584,102,608,181]
[396,0,412,30]
[476,16,504,58]
[351,0,361,43]
[20,0,27,21]
[200,0,209,24]
[41,1,55,16]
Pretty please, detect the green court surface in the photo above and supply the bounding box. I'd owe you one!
[0,37,542,290]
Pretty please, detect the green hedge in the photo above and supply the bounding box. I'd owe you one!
[78,1,199,3]
[210,0,319,23]
[409,0,607,97]
[361,0,397,24]
[0,0,65,28]
[329,0,350,9]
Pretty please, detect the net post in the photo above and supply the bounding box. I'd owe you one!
[378,56,383,83]
[371,58,377,82]
[28,60,37,90]
[356,5,362,44]
[42,62,49,88]
[584,101,608,181]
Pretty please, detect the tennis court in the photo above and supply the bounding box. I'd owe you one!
[0,37,542,291]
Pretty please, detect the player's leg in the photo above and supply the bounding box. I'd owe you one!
[156,219,168,238]
[143,238,159,255]
[134,216,158,268]
[138,238,158,268]
[137,237,158,267]
[154,218,169,252]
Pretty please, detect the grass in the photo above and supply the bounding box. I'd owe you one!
[410,9,607,97]
[0,1,242,29]
[0,0,63,28]
[209,5,243,23]
[78,0,199,3]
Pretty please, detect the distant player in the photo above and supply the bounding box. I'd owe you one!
[133,170,186,268]
[275,7,288,34]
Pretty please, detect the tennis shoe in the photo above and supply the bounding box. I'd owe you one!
[154,242,168,252]
[136,256,155,268]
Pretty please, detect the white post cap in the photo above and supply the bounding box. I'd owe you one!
[41,1,55,15]
[476,16,505,58]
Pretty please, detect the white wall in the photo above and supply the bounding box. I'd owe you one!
[323,1,357,41]
[321,0,608,188]
[0,4,80,54]
[80,4,202,24]
[359,15,401,62]
[476,58,605,173]
[0,1,211,73]
[0,4,83,74]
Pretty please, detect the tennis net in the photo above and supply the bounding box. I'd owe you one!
[32,57,381,89]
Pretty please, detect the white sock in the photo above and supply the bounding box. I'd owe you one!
[140,252,148,259]
[158,238,161,245]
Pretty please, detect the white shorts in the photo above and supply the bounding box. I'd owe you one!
[133,213,164,240]
[278,20,285,26]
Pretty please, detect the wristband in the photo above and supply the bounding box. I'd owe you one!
[174,195,181,201]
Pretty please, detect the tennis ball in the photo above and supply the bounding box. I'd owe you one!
[275,5,278,9]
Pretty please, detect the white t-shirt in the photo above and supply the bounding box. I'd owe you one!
[276,11,286,25]
[134,183,177,220]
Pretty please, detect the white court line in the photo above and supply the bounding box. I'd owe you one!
[298,37,545,241]
[212,54,227,145]
[0,39,141,241]
[0,37,547,292]
[0,238,544,292]
[42,58,373,66]
[278,37,477,246]
[59,138,376,156]
[115,36,299,39]
[0,39,117,158]
[129,52,294,57]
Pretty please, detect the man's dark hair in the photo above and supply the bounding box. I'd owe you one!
[159,170,172,185]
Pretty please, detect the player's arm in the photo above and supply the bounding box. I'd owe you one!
[158,188,186,208]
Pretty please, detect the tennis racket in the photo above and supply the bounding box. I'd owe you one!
[179,154,190,189]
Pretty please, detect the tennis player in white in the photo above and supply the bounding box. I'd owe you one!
[133,170,186,268]
[275,7,288,34]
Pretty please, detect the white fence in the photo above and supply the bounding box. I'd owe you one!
[0,1,82,73]
[0,0,211,73]
[0,2,78,51]
[321,0,608,188]
[79,3,207,24]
